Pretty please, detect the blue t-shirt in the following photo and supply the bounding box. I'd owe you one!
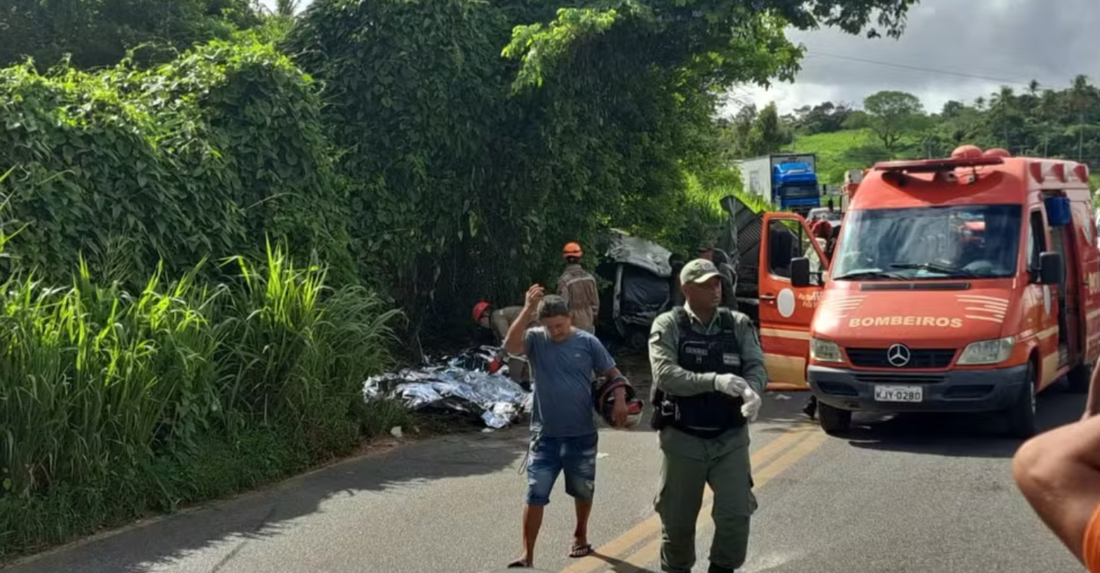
[525,328,615,438]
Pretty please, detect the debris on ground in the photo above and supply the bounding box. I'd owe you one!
[362,346,531,429]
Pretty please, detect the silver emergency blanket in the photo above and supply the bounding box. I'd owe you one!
[362,346,531,429]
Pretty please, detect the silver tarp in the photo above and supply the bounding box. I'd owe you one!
[362,346,531,429]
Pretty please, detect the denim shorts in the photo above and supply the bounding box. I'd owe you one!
[525,433,598,506]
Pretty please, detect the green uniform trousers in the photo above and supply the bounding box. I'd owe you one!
[654,425,757,573]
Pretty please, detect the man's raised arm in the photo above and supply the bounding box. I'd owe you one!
[504,285,543,356]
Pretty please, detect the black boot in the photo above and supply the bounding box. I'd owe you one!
[708,564,735,573]
[803,395,817,420]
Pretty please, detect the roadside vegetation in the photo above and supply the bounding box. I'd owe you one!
[728,84,1100,196]
[2,0,1098,561]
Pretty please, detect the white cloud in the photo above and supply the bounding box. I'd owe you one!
[736,0,1100,115]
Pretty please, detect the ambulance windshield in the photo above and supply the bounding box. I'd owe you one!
[831,204,1022,281]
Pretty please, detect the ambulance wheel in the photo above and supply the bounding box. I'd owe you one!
[1006,363,1038,439]
[1066,363,1091,394]
[818,402,851,436]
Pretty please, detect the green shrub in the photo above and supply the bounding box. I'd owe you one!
[0,224,402,558]
[0,39,353,288]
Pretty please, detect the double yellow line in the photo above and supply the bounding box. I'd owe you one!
[560,423,828,573]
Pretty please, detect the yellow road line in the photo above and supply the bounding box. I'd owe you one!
[559,423,819,573]
[607,431,830,572]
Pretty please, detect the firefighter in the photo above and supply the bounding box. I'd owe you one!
[558,242,599,334]
[647,258,767,573]
[473,301,534,387]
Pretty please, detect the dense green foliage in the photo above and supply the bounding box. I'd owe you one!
[0,39,353,286]
[0,237,404,558]
[285,0,915,334]
[0,0,262,70]
[0,40,378,558]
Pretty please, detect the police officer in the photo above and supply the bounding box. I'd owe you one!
[647,258,767,573]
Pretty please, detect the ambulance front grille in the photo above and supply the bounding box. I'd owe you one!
[845,348,956,369]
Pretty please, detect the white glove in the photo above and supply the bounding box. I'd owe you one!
[714,374,749,397]
[741,386,762,422]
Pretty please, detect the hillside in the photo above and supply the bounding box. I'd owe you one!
[781,129,878,186]
[782,128,1100,194]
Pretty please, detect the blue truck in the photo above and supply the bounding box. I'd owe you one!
[737,153,821,215]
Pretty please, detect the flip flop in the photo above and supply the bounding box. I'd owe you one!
[569,543,593,558]
[507,558,530,568]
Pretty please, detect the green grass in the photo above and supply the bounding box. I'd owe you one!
[786,129,1100,192]
[0,227,408,559]
[781,129,899,186]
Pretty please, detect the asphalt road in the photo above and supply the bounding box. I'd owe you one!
[5,376,1090,573]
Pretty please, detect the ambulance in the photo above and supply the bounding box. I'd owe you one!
[754,145,1100,437]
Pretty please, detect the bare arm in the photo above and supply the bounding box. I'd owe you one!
[648,313,717,396]
[1013,416,1100,567]
[1085,361,1100,418]
[504,285,542,355]
[604,366,627,393]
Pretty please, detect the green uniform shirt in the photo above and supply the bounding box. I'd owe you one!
[648,304,767,398]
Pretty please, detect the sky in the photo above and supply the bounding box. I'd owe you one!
[265,0,1099,116]
[736,0,1100,115]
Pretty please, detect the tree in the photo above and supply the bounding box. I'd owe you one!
[862,90,925,152]
[275,0,301,17]
[0,0,261,70]
[1068,75,1098,161]
[502,1,918,95]
[285,0,921,332]
[988,86,1024,150]
[791,101,852,134]
[743,102,792,155]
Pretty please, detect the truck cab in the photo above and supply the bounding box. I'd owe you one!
[773,161,821,214]
[738,154,821,216]
[754,146,1100,438]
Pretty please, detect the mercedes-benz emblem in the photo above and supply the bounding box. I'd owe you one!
[887,343,911,367]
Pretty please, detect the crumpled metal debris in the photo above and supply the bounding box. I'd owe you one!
[362,346,531,429]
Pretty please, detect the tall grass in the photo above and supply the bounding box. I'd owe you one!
[0,220,405,558]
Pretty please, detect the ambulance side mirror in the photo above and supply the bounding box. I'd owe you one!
[1039,252,1063,285]
[791,257,811,288]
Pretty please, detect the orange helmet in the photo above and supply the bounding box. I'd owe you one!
[563,242,583,259]
[472,301,491,323]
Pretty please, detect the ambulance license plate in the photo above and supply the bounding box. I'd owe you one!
[873,385,923,402]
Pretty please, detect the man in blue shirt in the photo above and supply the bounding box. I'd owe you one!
[504,285,628,569]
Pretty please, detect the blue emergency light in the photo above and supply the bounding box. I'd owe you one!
[1045,196,1072,227]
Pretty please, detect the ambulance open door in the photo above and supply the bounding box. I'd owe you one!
[758,212,828,391]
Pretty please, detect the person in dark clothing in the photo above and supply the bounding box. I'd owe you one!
[668,253,686,309]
